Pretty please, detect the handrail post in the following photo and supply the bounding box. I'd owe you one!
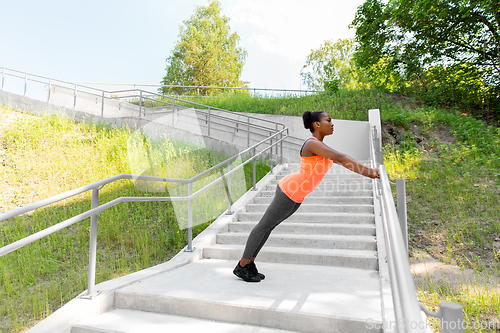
[280,131,283,164]
[85,188,99,299]
[421,302,464,333]
[208,107,211,137]
[24,73,27,96]
[1,68,5,91]
[185,182,194,252]
[101,91,105,116]
[73,84,77,109]
[226,161,233,214]
[396,178,408,251]
[138,91,143,118]
[252,147,257,191]
[172,98,175,124]
[275,124,279,156]
[269,133,273,174]
[47,78,51,102]
[247,117,250,147]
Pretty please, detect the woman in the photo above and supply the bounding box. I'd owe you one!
[233,111,380,282]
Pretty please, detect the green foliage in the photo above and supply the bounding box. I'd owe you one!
[177,88,396,121]
[323,78,340,94]
[303,38,370,91]
[351,0,500,113]
[160,0,247,95]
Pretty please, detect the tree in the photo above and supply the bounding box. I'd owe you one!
[160,0,247,95]
[303,38,370,92]
[351,0,500,109]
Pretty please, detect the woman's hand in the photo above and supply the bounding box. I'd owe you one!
[368,168,380,179]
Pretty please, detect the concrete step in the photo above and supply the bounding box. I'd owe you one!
[245,203,374,214]
[237,211,375,224]
[113,259,383,333]
[274,173,372,181]
[216,232,377,251]
[266,180,373,190]
[252,195,373,205]
[203,245,379,270]
[261,186,373,197]
[269,179,373,191]
[269,179,374,188]
[281,162,372,173]
[278,168,372,177]
[71,309,299,333]
[227,221,376,236]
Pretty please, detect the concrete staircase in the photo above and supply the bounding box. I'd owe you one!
[70,162,385,333]
[204,163,378,271]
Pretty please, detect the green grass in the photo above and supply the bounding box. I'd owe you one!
[148,89,415,121]
[0,106,270,333]
[377,105,500,332]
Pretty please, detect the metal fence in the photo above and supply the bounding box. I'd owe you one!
[0,67,318,102]
[0,124,288,298]
[0,67,298,151]
[370,124,464,333]
[64,81,319,97]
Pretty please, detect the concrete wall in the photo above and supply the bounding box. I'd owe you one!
[233,112,371,161]
[48,85,141,118]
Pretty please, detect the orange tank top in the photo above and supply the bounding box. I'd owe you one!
[278,137,334,203]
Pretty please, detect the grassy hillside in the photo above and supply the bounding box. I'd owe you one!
[0,107,270,333]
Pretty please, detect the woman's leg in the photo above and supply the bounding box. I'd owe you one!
[251,201,301,258]
[241,186,300,261]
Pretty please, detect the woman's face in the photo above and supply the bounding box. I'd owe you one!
[315,113,334,135]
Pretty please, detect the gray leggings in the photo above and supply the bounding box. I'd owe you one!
[242,185,301,260]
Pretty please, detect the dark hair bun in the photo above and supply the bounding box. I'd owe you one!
[302,111,326,133]
[302,111,312,129]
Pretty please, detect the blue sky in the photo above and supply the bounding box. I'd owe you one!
[1,0,365,92]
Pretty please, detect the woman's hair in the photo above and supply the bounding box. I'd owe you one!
[302,111,326,132]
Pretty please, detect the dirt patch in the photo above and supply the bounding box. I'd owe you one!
[412,250,500,332]
[382,120,455,150]
[411,250,500,292]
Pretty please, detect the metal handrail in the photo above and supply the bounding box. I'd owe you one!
[63,81,319,95]
[0,127,288,297]
[0,67,286,143]
[0,67,303,153]
[369,125,464,332]
[369,126,424,332]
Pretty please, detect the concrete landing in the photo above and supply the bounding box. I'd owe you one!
[114,259,383,333]
[72,309,300,333]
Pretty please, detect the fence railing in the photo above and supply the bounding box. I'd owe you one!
[0,107,288,299]
[0,67,293,150]
[370,125,464,333]
[58,81,319,97]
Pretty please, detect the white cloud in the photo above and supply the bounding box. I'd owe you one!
[226,0,364,62]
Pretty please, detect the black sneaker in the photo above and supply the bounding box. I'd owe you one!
[233,262,261,282]
[247,261,265,280]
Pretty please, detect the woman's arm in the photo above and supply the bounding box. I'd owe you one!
[306,140,380,179]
